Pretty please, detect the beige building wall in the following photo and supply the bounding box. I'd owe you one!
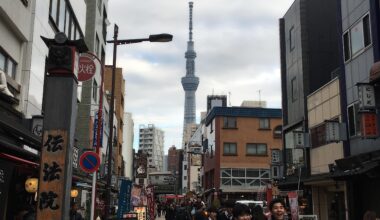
[307,78,344,174]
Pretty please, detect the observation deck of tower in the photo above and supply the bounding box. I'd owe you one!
[181,1,199,132]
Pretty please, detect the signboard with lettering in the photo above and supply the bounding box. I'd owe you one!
[358,83,376,109]
[361,112,378,138]
[117,179,133,219]
[93,111,103,148]
[37,130,68,219]
[134,206,147,220]
[78,53,97,81]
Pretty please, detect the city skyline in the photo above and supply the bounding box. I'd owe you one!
[105,0,294,152]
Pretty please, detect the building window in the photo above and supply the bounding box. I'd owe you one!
[58,0,66,31]
[93,80,98,102]
[49,0,58,25]
[289,26,295,51]
[0,49,17,79]
[223,117,237,128]
[221,168,270,188]
[291,77,298,102]
[259,118,270,129]
[272,150,281,163]
[272,166,280,178]
[310,123,327,148]
[184,165,187,170]
[348,103,361,137]
[223,143,237,155]
[246,143,267,156]
[343,14,371,61]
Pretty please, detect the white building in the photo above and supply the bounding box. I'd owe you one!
[139,124,164,172]
[122,112,134,179]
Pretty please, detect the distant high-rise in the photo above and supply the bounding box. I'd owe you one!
[181,2,199,134]
[138,124,164,172]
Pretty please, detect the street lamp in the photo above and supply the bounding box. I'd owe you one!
[105,24,172,220]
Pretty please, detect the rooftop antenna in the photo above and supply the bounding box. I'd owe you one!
[228,91,232,106]
[258,89,261,104]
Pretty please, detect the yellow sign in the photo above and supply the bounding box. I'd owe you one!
[134,206,147,220]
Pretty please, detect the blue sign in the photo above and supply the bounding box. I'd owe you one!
[117,179,133,218]
[93,113,103,148]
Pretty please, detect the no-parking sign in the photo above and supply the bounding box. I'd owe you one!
[79,151,100,173]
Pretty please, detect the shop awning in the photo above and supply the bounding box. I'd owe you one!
[331,150,380,180]
[0,152,39,167]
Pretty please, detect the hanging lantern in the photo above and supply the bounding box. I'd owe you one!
[25,178,38,193]
[71,189,79,198]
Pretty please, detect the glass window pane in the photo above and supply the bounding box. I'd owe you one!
[257,144,267,155]
[350,20,364,55]
[246,144,256,155]
[363,15,371,47]
[58,0,65,31]
[343,32,350,61]
[65,9,70,37]
[6,59,15,78]
[232,179,245,186]
[221,169,231,177]
[70,21,75,40]
[248,179,260,187]
[246,169,259,178]
[232,169,245,177]
[221,179,231,186]
[50,0,58,22]
[0,53,5,71]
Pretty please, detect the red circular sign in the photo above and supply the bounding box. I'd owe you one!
[79,151,100,173]
[78,56,96,81]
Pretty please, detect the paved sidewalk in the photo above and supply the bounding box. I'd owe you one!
[155,216,165,220]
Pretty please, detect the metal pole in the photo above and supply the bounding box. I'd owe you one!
[105,23,118,220]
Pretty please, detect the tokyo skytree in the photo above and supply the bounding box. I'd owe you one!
[181,2,199,131]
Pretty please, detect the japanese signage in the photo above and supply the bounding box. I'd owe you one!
[37,130,68,219]
[288,191,299,220]
[325,121,340,142]
[72,146,79,168]
[78,53,98,81]
[93,112,104,148]
[361,112,378,138]
[135,153,147,178]
[358,83,376,109]
[131,185,143,207]
[293,131,305,148]
[117,179,133,218]
[146,185,155,220]
[134,206,147,220]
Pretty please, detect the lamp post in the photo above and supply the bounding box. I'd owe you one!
[105,24,172,219]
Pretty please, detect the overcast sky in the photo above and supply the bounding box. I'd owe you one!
[105,0,294,153]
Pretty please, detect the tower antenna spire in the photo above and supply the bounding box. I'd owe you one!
[189,2,193,41]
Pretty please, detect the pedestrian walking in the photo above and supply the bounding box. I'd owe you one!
[70,203,84,220]
[217,200,234,220]
[251,205,267,220]
[267,199,287,220]
[232,203,251,220]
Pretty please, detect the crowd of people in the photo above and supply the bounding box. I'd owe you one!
[161,198,288,220]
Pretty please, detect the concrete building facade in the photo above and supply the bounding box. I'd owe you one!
[139,124,164,172]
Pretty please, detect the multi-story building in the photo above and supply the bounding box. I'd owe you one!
[122,112,134,179]
[329,0,380,219]
[104,66,125,176]
[185,126,202,194]
[279,0,341,215]
[202,106,282,202]
[167,145,182,193]
[139,124,164,172]
[280,0,380,218]
[0,0,90,218]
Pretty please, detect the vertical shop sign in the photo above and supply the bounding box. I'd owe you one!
[361,112,378,138]
[288,191,299,220]
[146,185,155,220]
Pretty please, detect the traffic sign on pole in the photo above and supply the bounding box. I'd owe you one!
[79,151,100,173]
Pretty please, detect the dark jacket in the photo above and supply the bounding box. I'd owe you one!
[70,211,84,220]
